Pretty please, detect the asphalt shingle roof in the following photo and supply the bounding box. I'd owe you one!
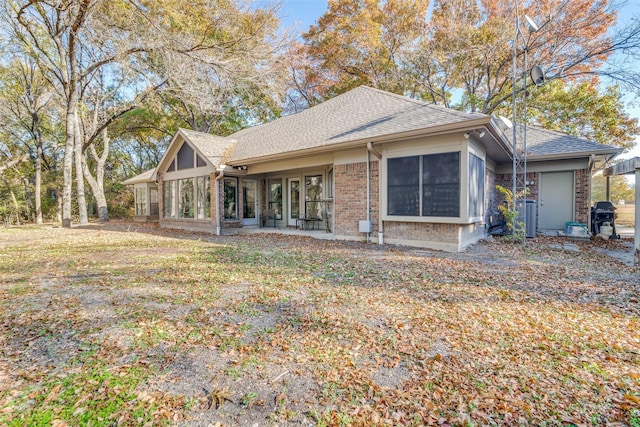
[178,128,236,162]
[133,87,622,183]
[514,126,621,157]
[123,168,155,185]
[229,86,486,162]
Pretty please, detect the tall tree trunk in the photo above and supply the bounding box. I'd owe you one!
[83,128,110,222]
[35,140,43,224]
[74,109,88,225]
[62,98,77,228]
[32,111,43,225]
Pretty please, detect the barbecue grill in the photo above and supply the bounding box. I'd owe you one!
[590,201,618,239]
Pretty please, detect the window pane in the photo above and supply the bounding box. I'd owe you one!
[177,143,194,170]
[469,154,485,218]
[388,156,420,216]
[163,180,176,218]
[224,177,238,219]
[422,152,460,217]
[179,178,194,219]
[197,177,210,219]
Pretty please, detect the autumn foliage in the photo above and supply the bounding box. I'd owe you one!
[1,225,638,425]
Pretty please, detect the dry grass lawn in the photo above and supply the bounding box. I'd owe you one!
[0,223,638,426]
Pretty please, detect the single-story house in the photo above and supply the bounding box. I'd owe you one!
[124,86,621,251]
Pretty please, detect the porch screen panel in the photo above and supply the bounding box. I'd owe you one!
[163,180,176,218]
[269,179,282,219]
[387,156,420,216]
[149,188,158,216]
[135,187,147,215]
[179,178,194,218]
[197,176,210,219]
[224,177,238,219]
[305,175,323,218]
[243,180,256,219]
[468,153,485,218]
[290,180,300,219]
[422,152,460,217]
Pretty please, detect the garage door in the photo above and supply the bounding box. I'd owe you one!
[539,171,575,230]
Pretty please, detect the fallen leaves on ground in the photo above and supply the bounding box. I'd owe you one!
[0,222,638,426]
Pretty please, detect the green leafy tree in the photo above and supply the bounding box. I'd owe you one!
[592,174,635,204]
[525,80,639,150]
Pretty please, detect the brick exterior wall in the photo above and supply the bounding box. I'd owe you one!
[334,161,379,236]
[575,169,591,224]
[382,222,459,244]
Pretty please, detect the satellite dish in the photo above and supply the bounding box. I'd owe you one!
[498,115,513,129]
[530,66,546,87]
[524,15,539,33]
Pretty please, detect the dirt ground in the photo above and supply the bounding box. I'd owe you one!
[0,222,638,426]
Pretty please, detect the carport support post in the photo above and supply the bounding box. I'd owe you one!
[635,169,640,266]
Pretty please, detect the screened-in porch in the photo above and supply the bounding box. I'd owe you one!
[222,169,334,233]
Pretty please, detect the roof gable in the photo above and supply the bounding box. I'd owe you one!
[154,128,236,177]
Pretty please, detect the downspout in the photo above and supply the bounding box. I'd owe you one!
[215,165,226,236]
[367,142,383,244]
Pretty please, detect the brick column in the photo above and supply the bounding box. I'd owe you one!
[334,160,379,236]
[575,169,591,224]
